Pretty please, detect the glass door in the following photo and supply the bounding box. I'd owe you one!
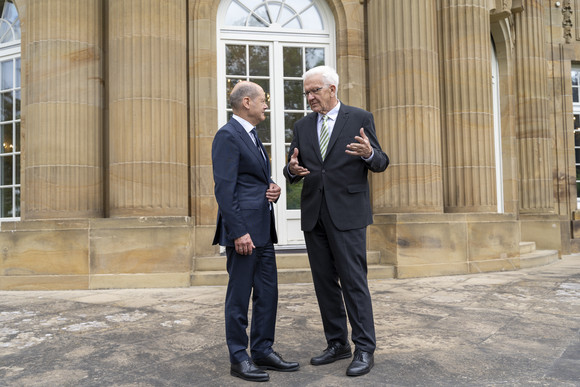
[275,44,325,244]
[218,0,335,246]
[220,41,327,245]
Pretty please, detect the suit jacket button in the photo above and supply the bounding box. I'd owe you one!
[322,169,325,173]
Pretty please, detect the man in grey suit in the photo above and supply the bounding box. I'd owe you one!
[213,81,299,382]
[284,66,388,377]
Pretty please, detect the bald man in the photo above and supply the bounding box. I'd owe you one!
[212,81,299,382]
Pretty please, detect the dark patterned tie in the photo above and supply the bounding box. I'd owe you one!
[251,128,267,165]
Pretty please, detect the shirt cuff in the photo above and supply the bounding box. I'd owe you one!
[362,148,375,162]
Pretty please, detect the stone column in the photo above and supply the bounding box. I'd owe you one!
[107,0,188,217]
[22,0,104,219]
[438,0,497,213]
[514,0,554,212]
[367,0,443,213]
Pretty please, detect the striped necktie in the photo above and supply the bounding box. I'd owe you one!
[320,115,329,160]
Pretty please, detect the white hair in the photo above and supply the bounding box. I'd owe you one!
[303,65,339,88]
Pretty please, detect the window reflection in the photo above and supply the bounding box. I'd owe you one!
[256,113,271,143]
[226,45,246,76]
[14,57,19,86]
[14,88,18,118]
[305,48,324,70]
[224,0,324,31]
[575,110,580,205]
[249,46,269,76]
[283,47,302,77]
[574,71,580,103]
[1,154,12,185]
[1,90,12,121]
[1,59,11,89]
[300,6,323,30]
[225,1,247,26]
[254,5,271,24]
[285,113,303,142]
[0,0,19,44]
[284,80,304,110]
[1,186,12,217]
[1,123,11,154]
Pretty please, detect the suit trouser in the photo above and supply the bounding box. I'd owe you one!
[304,197,376,353]
[225,243,278,364]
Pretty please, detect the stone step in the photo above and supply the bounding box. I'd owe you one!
[519,241,536,255]
[191,251,393,286]
[572,219,580,239]
[191,264,395,286]
[191,268,313,286]
[519,249,559,269]
[195,251,382,271]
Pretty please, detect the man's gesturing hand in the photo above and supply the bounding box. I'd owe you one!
[288,148,310,176]
[346,128,373,159]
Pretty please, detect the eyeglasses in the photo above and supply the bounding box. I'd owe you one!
[303,86,325,97]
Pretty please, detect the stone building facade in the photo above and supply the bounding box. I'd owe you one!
[0,0,578,290]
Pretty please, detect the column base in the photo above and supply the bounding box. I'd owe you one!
[0,217,195,290]
[369,213,522,278]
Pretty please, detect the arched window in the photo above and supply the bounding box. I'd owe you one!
[0,0,20,221]
[218,0,335,245]
[224,0,324,29]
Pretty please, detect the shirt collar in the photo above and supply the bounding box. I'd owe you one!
[319,101,341,122]
[232,114,254,134]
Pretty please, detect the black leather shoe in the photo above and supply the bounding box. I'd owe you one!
[230,359,269,382]
[254,351,299,372]
[310,342,352,365]
[346,349,374,377]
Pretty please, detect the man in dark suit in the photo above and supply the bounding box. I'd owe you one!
[284,66,389,377]
[212,81,299,382]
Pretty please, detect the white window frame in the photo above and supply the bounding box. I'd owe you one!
[492,41,504,213]
[572,66,580,207]
[0,4,20,223]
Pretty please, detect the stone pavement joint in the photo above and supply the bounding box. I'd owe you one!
[1,256,579,386]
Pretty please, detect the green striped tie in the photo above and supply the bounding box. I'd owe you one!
[320,115,329,160]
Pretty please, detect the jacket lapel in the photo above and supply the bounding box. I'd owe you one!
[304,112,324,163]
[327,105,349,158]
[230,119,270,179]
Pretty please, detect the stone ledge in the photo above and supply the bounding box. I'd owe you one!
[0,217,195,290]
[519,250,559,269]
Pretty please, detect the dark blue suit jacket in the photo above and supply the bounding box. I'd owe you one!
[284,104,388,232]
[212,118,277,247]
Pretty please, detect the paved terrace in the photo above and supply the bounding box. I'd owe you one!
[1,256,579,386]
